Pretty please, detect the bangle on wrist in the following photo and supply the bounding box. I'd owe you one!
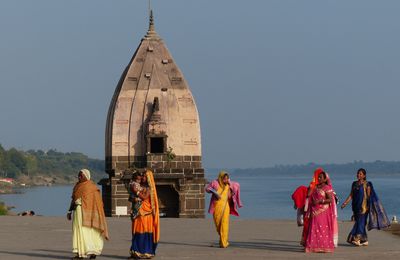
[136,191,140,196]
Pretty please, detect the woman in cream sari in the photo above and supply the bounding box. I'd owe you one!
[206,171,242,248]
[67,169,109,259]
[129,170,160,259]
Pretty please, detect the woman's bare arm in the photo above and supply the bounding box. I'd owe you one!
[341,193,352,209]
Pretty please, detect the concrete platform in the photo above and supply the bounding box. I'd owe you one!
[0,216,399,259]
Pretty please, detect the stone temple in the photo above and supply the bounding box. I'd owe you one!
[101,12,206,218]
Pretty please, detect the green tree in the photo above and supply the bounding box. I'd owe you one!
[6,148,28,176]
[0,143,106,181]
[25,154,38,176]
[0,145,5,177]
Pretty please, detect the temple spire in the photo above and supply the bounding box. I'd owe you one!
[144,3,160,40]
[148,0,154,31]
[149,9,155,32]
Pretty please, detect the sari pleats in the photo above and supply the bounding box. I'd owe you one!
[213,185,230,248]
[347,213,368,244]
[130,170,159,259]
[305,185,335,253]
[72,199,104,258]
[348,181,390,245]
[130,204,158,258]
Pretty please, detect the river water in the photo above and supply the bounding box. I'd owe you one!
[1,171,399,220]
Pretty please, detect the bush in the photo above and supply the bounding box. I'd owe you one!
[0,201,7,215]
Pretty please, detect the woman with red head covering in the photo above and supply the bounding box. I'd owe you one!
[304,170,338,253]
[298,168,338,248]
[295,168,324,246]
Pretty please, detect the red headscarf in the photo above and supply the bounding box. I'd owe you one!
[309,167,324,191]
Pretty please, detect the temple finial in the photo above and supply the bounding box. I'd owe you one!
[149,9,155,31]
[144,0,160,40]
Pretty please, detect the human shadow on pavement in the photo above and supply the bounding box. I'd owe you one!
[160,241,212,248]
[159,239,304,253]
[38,249,128,259]
[337,243,354,247]
[228,240,304,253]
[97,254,128,259]
[252,238,300,243]
[0,250,70,259]
[38,249,70,254]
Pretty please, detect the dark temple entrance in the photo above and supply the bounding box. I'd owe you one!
[156,185,179,217]
[150,137,164,153]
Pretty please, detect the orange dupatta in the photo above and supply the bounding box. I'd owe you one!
[146,170,160,243]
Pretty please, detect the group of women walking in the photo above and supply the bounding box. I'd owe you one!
[292,167,390,253]
[66,166,390,258]
[67,168,240,259]
[67,169,241,259]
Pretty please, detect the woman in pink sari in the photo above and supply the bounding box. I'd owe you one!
[305,170,338,253]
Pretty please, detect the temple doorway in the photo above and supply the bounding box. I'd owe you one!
[156,185,179,217]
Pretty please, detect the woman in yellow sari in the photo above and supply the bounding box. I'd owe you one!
[206,171,242,248]
[67,169,109,259]
[129,170,160,259]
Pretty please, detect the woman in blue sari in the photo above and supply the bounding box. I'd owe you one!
[341,168,390,246]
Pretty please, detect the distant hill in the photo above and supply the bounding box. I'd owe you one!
[2,143,400,184]
[0,144,106,184]
[232,160,400,176]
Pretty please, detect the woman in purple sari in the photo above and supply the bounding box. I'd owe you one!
[341,168,390,246]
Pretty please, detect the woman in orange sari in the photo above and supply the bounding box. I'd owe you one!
[67,169,109,259]
[129,170,160,259]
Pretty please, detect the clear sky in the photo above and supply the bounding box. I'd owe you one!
[1,0,400,168]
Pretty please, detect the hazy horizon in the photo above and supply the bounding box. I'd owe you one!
[1,0,400,168]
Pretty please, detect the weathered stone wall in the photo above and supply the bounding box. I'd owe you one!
[147,155,202,172]
[105,156,146,175]
[100,177,131,217]
[106,155,203,174]
[102,154,206,218]
[178,179,206,218]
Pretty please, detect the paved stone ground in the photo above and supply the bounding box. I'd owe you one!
[0,216,399,259]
